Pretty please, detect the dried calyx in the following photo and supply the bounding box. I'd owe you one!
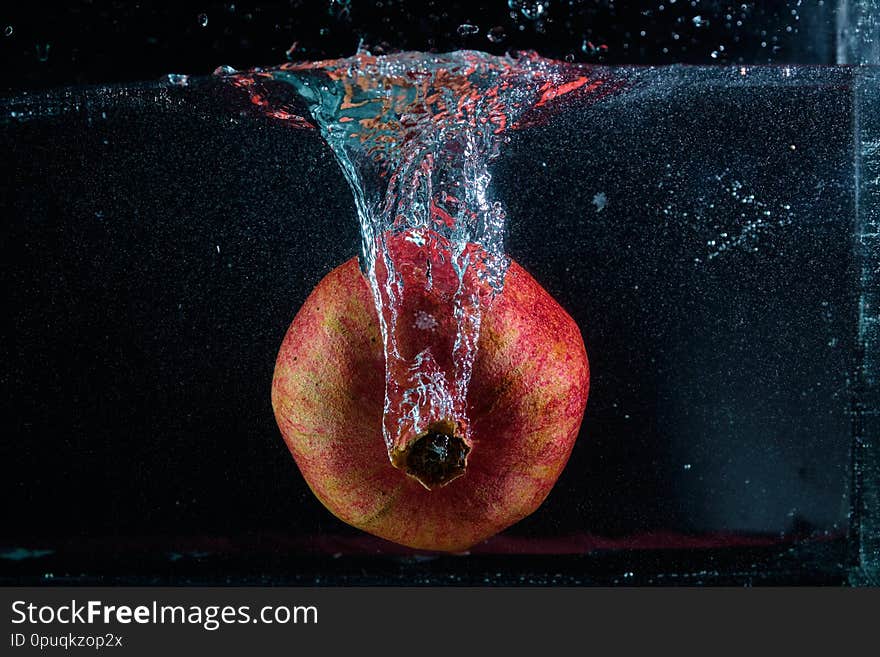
[392,420,470,490]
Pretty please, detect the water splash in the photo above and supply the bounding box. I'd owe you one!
[228,50,621,486]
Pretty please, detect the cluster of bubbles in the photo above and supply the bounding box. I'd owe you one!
[509,0,549,21]
[446,1,813,64]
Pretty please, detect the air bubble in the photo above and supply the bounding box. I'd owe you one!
[487,26,506,43]
[509,0,547,21]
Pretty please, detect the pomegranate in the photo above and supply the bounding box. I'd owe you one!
[271,255,589,552]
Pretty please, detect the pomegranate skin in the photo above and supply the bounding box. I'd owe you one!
[271,257,589,552]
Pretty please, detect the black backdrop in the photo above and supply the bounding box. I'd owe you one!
[0,2,858,584]
[2,1,838,92]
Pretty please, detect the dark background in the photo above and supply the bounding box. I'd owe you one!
[0,2,862,584]
[1,1,838,93]
[1,69,857,554]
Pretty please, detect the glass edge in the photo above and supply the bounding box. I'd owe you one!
[850,66,880,586]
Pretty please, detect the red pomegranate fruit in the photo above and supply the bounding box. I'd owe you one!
[271,254,589,552]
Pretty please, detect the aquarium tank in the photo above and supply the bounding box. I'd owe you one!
[1,1,878,585]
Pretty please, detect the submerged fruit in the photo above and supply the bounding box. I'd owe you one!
[271,256,589,552]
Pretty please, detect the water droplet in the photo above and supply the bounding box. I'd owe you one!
[486,26,506,43]
[4,25,13,37]
[197,13,209,27]
[692,15,707,27]
[581,40,608,55]
[457,23,479,37]
[509,0,547,21]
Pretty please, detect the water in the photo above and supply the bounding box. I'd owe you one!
[230,51,621,487]
[1,59,878,584]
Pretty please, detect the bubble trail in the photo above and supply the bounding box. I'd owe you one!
[228,50,624,485]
